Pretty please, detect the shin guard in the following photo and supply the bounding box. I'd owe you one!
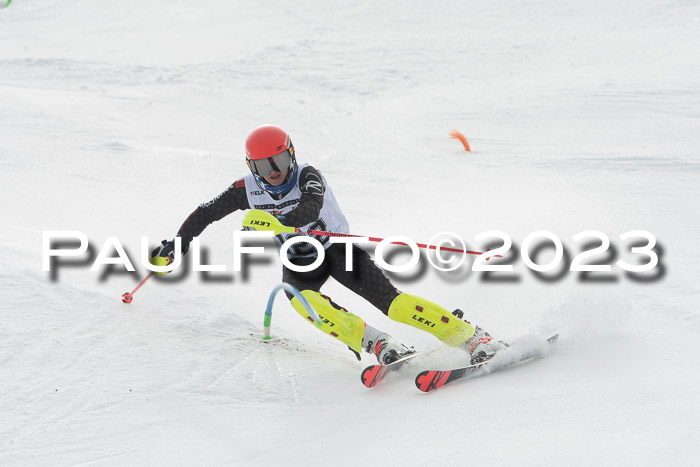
[387,293,475,347]
[290,290,365,354]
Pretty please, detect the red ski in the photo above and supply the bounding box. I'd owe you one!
[360,352,421,388]
[415,334,559,393]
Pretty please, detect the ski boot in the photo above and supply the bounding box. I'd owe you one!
[452,309,508,365]
[464,326,508,364]
[373,334,415,365]
[362,325,414,365]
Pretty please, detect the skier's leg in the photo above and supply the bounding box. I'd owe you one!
[282,251,410,363]
[287,290,413,364]
[328,245,493,352]
[389,294,508,363]
[304,244,411,362]
[281,257,328,297]
[282,260,367,357]
[386,293,474,346]
[325,244,401,314]
[289,289,367,355]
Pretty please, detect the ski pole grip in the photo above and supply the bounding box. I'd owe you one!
[263,283,322,340]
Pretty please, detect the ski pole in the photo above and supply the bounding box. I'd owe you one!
[296,228,485,256]
[121,257,173,303]
[242,209,499,258]
[121,272,155,303]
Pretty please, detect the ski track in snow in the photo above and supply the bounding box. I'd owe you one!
[1,0,700,465]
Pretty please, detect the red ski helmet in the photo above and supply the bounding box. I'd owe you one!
[246,125,291,160]
[245,124,298,196]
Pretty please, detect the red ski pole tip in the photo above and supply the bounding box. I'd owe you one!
[121,293,133,303]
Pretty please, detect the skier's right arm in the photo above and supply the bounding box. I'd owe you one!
[178,178,250,252]
[151,179,250,264]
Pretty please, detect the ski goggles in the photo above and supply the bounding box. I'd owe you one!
[247,147,294,178]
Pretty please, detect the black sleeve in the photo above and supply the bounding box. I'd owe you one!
[176,179,250,252]
[283,166,325,228]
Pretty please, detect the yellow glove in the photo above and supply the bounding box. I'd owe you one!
[149,239,175,276]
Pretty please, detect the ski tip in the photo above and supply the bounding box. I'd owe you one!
[415,371,430,392]
[360,352,421,389]
[547,334,560,344]
[361,365,385,388]
[415,370,451,393]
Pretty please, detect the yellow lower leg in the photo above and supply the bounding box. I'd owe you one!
[290,290,366,353]
[387,293,475,347]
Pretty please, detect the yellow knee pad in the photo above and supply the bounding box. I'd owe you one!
[290,290,365,353]
[387,293,475,347]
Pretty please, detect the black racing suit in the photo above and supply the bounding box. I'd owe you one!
[177,166,400,315]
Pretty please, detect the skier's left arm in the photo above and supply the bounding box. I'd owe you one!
[281,166,325,227]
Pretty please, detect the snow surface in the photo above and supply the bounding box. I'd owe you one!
[2,0,700,465]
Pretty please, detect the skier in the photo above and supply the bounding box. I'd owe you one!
[150,124,505,365]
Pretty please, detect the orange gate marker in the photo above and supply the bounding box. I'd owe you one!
[450,130,471,152]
